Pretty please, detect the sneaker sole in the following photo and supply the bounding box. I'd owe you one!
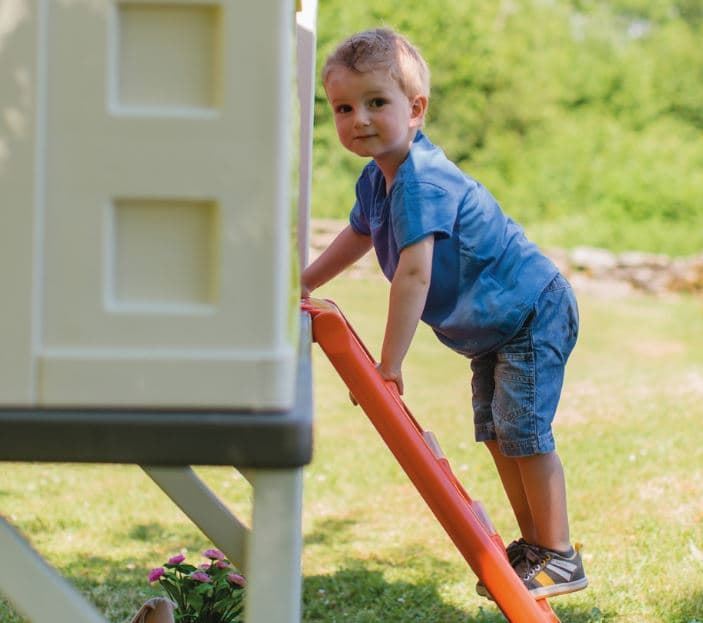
[529,577,589,599]
[476,577,588,601]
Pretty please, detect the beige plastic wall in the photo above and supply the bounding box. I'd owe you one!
[0,0,303,410]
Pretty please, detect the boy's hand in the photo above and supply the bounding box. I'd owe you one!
[377,363,404,395]
[348,364,403,406]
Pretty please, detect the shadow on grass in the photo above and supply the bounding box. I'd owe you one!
[128,522,168,542]
[304,565,473,623]
[303,565,611,623]
[0,557,155,623]
[62,555,161,623]
[305,516,357,546]
[551,603,615,623]
[1,523,232,622]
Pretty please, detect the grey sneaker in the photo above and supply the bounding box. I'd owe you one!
[475,538,530,598]
[521,543,588,598]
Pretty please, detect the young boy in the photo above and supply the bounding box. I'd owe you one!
[302,27,587,599]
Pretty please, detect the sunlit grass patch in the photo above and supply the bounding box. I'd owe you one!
[1,275,701,622]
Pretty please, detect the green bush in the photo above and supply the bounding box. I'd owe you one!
[312,0,703,256]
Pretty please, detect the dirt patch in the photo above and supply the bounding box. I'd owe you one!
[679,370,703,396]
[638,473,703,526]
[630,339,686,358]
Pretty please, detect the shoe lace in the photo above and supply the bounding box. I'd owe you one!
[522,545,551,581]
[506,538,529,566]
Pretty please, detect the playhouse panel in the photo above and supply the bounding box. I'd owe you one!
[0,4,37,404]
[1,0,301,410]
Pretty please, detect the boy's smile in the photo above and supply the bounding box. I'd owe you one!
[325,67,426,185]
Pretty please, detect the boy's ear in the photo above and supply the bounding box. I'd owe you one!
[409,95,428,128]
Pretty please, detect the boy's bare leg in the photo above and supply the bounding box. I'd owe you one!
[486,441,571,552]
[485,440,538,544]
[515,450,571,553]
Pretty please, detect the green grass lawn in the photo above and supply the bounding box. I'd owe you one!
[1,274,702,623]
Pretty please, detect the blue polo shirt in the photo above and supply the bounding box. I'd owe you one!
[349,131,558,358]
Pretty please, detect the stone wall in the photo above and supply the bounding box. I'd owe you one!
[550,247,703,295]
[310,219,703,296]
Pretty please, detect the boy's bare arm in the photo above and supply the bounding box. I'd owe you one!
[301,225,373,296]
[379,235,434,394]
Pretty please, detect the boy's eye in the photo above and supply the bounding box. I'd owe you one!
[335,104,352,114]
[368,98,387,108]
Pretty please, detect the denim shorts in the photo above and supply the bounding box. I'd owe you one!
[470,274,579,457]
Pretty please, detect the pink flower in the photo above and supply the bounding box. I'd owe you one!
[148,567,165,583]
[203,548,225,561]
[216,560,231,569]
[168,554,185,565]
[190,571,211,583]
[227,573,247,587]
[198,563,210,570]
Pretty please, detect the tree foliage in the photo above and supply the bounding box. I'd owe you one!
[312,0,703,255]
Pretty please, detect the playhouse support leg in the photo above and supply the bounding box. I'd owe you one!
[245,468,304,623]
[0,518,107,623]
[143,466,250,572]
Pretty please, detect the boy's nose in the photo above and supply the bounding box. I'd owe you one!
[353,110,371,127]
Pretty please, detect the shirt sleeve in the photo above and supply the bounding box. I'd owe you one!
[390,181,456,250]
[349,171,372,236]
[349,200,370,236]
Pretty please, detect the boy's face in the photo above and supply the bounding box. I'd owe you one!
[325,67,426,172]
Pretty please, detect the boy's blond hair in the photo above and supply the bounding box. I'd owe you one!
[322,28,430,100]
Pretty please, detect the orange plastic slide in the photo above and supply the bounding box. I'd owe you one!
[304,298,560,623]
